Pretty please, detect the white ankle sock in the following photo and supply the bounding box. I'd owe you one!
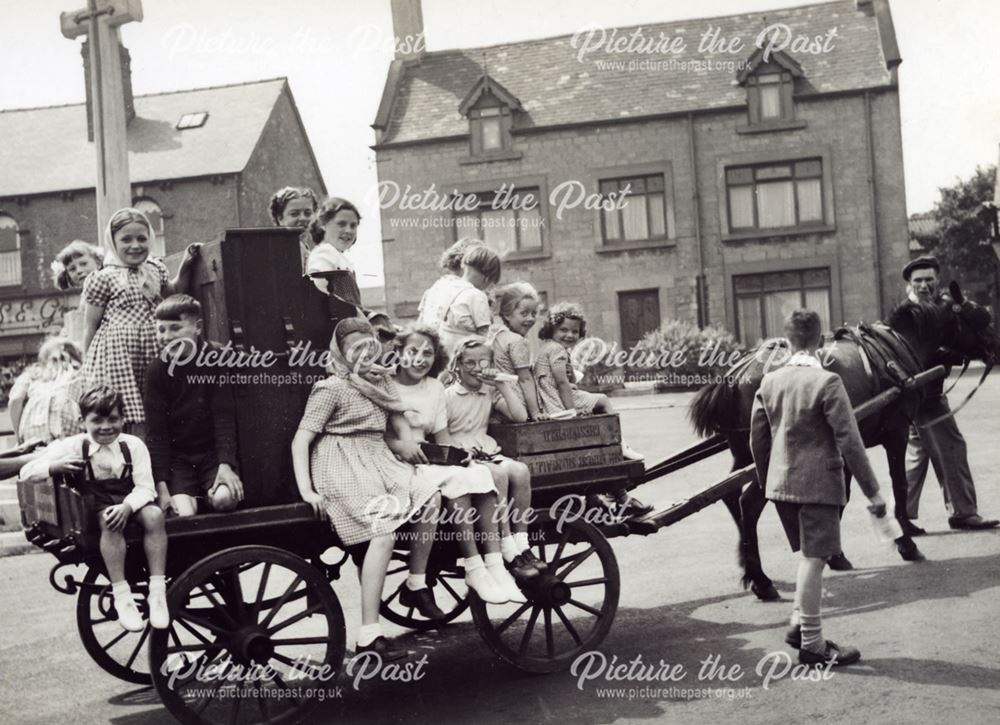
[799,613,823,653]
[789,608,801,627]
[149,575,166,594]
[357,623,382,647]
[484,552,504,569]
[464,555,485,573]
[111,581,131,600]
[406,573,427,591]
[501,536,520,563]
[513,532,530,553]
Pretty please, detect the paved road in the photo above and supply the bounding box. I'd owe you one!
[1,374,998,725]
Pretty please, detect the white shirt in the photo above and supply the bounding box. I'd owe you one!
[306,243,355,294]
[417,274,466,328]
[20,432,156,512]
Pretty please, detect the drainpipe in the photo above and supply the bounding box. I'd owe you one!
[864,91,885,316]
[687,112,706,327]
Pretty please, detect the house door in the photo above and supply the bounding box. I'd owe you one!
[618,288,661,352]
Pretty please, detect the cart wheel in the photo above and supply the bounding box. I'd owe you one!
[76,567,153,685]
[469,512,619,673]
[149,545,346,725]
[380,550,469,630]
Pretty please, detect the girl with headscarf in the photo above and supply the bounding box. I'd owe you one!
[81,208,200,433]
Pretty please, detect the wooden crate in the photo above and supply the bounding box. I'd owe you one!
[518,444,623,477]
[488,414,621,456]
[17,478,58,527]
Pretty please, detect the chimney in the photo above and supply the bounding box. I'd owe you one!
[82,40,135,142]
[390,0,425,63]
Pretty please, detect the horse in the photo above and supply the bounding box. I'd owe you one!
[689,282,999,601]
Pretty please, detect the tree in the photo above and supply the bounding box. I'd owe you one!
[916,165,998,299]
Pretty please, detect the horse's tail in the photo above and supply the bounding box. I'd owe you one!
[689,381,741,438]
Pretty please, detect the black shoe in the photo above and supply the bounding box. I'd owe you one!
[509,551,546,578]
[798,640,861,667]
[826,553,854,571]
[355,636,408,662]
[785,625,801,649]
[617,495,654,519]
[398,585,446,621]
[948,515,1000,530]
[902,520,927,537]
[896,538,926,562]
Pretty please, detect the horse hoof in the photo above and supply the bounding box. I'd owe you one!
[751,582,782,601]
[896,539,926,562]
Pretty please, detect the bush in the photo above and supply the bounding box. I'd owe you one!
[633,321,744,391]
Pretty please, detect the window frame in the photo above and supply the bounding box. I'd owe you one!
[0,212,23,288]
[725,159,824,234]
[716,147,835,242]
[176,112,209,130]
[590,161,677,253]
[598,173,675,246]
[447,175,551,262]
[733,267,832,343]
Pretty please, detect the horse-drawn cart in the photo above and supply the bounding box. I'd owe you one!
[14,226,963,724]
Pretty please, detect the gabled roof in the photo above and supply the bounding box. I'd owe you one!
[0,78,288,198]
[458,74,524,116]
[736,48,805,84]
[376,0,898,145]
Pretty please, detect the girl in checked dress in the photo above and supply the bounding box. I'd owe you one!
[81,208,199,435]
[292,318,443,661]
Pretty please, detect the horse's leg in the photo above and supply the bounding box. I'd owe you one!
[885,432,926,562]
[727,434,780,601]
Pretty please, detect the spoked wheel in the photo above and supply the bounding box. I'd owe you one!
[469,512,619,673]
[379,550,469,630]
[76,567,153,685]
[149,545,346,725]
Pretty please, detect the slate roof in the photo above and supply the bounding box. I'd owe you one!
[377,0,897,144]
[0,78,288,197]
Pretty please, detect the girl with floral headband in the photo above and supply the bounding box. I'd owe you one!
[81,208,200,434]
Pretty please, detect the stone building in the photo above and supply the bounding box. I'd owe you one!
[0,77,325,364]
[373,0,909,348]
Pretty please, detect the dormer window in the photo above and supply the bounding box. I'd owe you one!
[737,50,804,130]
[459,74,523,162]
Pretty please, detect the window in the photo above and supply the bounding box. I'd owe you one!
[459,77,522,160]
[741,56,800,126]
[132,197,167,257]
[600,174,675,243]
[469,104,512,155]
[734,268,831,343]
[177,112,208,130]
[0,213,22,286]
[726,159,823,233]
[453,187,543,257]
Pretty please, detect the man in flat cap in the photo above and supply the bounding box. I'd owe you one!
[903,256,998,530]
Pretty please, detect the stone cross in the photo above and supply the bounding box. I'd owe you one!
[60,0,143,241]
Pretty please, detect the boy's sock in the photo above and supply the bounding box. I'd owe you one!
[512,532,530,554]
[799,613,824,654]
[500,536,521,563]
[406,573,427,591]
[357,623,382,648]
[789,607,801,627]
[464,555,485,573]
[149,575,166,595]
[484,552,504,569]
[112,581,132,600]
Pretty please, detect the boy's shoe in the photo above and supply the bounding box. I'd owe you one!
[617,495,654,519]
[826,553,854,571]
[488,566,527,604]
[147,590,171,630]
[398,585,446,621]
[784,625,801,649]
[355,637,408,662]
[798,640,861,667]
[948,514,1000,530]
[465,567,509,604]
[114,593,145,632]
[513,550,549,576]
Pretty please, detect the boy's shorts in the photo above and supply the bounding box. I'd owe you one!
[169,450,220,497]
[773,501,841,558]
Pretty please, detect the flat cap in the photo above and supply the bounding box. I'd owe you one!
[902,255,940,281]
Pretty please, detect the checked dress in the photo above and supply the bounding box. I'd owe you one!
[82,259,169,424]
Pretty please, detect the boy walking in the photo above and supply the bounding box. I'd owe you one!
[144,295,244,516]
[750,310,886,666]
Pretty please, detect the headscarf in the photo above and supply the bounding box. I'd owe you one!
[102,208,163,305]
[327,318,419,424]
